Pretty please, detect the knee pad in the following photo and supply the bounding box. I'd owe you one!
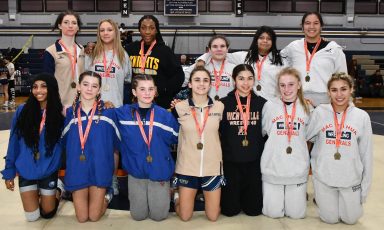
[25,208,40,222]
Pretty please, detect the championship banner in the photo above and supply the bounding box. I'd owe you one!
[235,0,243,17]
[121,0,129,17]
[164,0,198,16]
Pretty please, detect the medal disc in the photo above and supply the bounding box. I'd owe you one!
[34,152,40,160]
[334,152,341,160]
[71,82,76,88]
[256,85,261,91]
[286,146,292,154]
[146,155,153,163]
[197,142,204,150]
[305,75,310,82]
[242,139,249,147]
[214,95,220,100]
[80,154,86,161]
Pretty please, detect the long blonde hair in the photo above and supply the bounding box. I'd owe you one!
[277,67,310,114]
[91,19,126,65]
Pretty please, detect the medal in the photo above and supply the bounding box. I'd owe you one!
[334,152,341,160]
[242,138,249,147]
[211,59,225,100]
[34,152,40,160]
[255,54,269,91]
[146,155,153,163]
[286,146,292,154]
[304,38,321,83]
[103,50,115,78]
[235,91,251,147]
[283,100,297,154]
[140,40,157,73]
[190,106,210,151]
[59,40,78,90]
[103,83,110,91]
[136,108,155,164]
[77,102,97,162]
[332,105,348,161]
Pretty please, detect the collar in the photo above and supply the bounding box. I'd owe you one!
[188,97,214,108]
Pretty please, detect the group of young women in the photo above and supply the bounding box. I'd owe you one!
[1,10,372,226]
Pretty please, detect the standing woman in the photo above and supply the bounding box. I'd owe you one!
[116,74,179,221]
[281,12,347,106]
[0,59,9,108]
[173,66,225,221]
[125,15,184,108]
[306,73,372,224]
[261,67,311,219]
[44,10,85,107]
[184,35,236,100]
[196,26,285,101]
[219,64,266,217]
[85,18,131,108]
[61,71,120,223]
[2,73,64,221]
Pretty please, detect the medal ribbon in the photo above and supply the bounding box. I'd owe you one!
[135,108,154,153]
[59,40,77,83]
[190,106,210,141]
[256,54,269,82]
[235,91,251,136]
[77,102,97,154]
[332,106,348,151]
[283,100,297,144]
[39,109,46,135]
[210,59,225,96]
[304,38,321,76]
[140,40,157,73]
[103,50,115,78]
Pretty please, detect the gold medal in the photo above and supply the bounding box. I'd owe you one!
[146,155,152,163]
[34,152,40,160]
[256,85,261,91]
[214,95,220,100]
[103,83,110,91]
[197,142,204,150]
[334,152,341,160]
[71,81,77,88]
[80,154,86,161]
[286,146,292,154]
[305,75,310,82]
[242,138,248,147]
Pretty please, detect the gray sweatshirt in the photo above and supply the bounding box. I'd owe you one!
[261,97,311,185]
[306,103,373,203]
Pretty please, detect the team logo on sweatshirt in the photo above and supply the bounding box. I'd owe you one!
[94,64,117,78]
[321,123,356,146]
[130,55,159,74]
[226,105,259,135]
[210,74,232,87]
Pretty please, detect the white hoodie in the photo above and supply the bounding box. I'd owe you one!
[281,39,347,106]
[261,97,311,185]
[306,103,373,203]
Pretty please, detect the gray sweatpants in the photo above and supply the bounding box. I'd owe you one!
[128,175,170,221]
[313,178,363,224]
[262,181,307,219]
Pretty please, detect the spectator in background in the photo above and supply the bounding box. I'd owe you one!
[0,58,9,108]
[4,56,16,108]
[371,69,383,97]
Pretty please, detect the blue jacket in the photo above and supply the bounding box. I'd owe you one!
[1,105,62,180]
[62,103,120,191]
[116,103,179,181]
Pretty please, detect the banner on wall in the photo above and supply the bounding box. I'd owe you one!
[235,0,243,17]
[121,0,129,17]
[164,0,198,16]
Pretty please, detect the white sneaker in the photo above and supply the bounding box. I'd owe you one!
[105,188,114,204]
[57,178,65,196]
[112,175,119,195]
[2,102,8,108]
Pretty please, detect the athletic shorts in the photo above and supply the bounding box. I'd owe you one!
[173,174,225,191]
[0,78,8,85]
[18,172,58,196]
